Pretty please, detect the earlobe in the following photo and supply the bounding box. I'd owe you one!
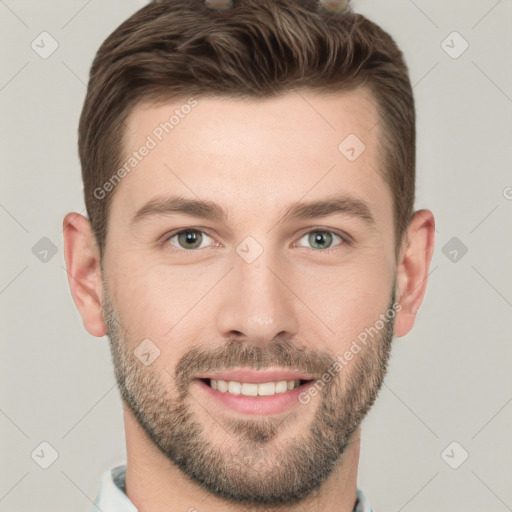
[62,212,107,337]
[394,209,436,338]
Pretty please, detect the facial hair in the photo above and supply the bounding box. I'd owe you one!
[102,282,396,509]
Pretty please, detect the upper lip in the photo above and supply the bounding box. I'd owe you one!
[196,369,316,384]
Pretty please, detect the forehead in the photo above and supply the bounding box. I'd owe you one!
[124,88,379,160]
[111,89,389,227]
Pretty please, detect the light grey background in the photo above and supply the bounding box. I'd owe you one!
[1,1,511,511]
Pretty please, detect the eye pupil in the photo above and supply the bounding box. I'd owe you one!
[309,231,333,250]
[178,230,202,249]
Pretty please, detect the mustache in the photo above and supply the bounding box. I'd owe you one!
[173,338,337,393]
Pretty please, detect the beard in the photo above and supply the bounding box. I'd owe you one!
[102,282,396,509]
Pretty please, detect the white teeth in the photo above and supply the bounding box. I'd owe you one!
[241,382,258,396]
[228,381,241,395]
[258,382,275,396]
[209,379,301,396]
[217,379,229,392]
[275,381,288,393]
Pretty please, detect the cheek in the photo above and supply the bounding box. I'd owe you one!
[107,272,195,385]
[109,257,216,343]
[294,254,394,347]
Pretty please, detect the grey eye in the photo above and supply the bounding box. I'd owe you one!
[297,231,343,251]
[169,230,213,250]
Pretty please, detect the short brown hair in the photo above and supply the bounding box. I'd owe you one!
[78,0,415,258]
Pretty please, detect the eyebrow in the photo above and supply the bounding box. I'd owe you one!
[131,193,376,227]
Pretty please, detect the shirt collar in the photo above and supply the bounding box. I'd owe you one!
[90,465,137,512]
[90,464,374,512]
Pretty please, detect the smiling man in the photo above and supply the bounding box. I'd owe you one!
[63,1,435,511]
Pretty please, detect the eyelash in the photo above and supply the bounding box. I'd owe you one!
[161,227,351,254]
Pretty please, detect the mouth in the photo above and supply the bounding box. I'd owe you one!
[199,378,313,396]
[193,372,317,415]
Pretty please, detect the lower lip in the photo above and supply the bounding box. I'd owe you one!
[194,379,314,415]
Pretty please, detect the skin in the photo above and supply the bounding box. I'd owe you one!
[63,89,435,512]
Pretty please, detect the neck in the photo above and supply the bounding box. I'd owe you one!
[124,404,361,512]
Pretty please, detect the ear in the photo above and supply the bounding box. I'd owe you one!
[62,212,106,337]
[394,209,436,337]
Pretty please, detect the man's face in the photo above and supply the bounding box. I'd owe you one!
[101,90,398,504]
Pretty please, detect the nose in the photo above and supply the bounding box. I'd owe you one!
[215,245,299,347]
